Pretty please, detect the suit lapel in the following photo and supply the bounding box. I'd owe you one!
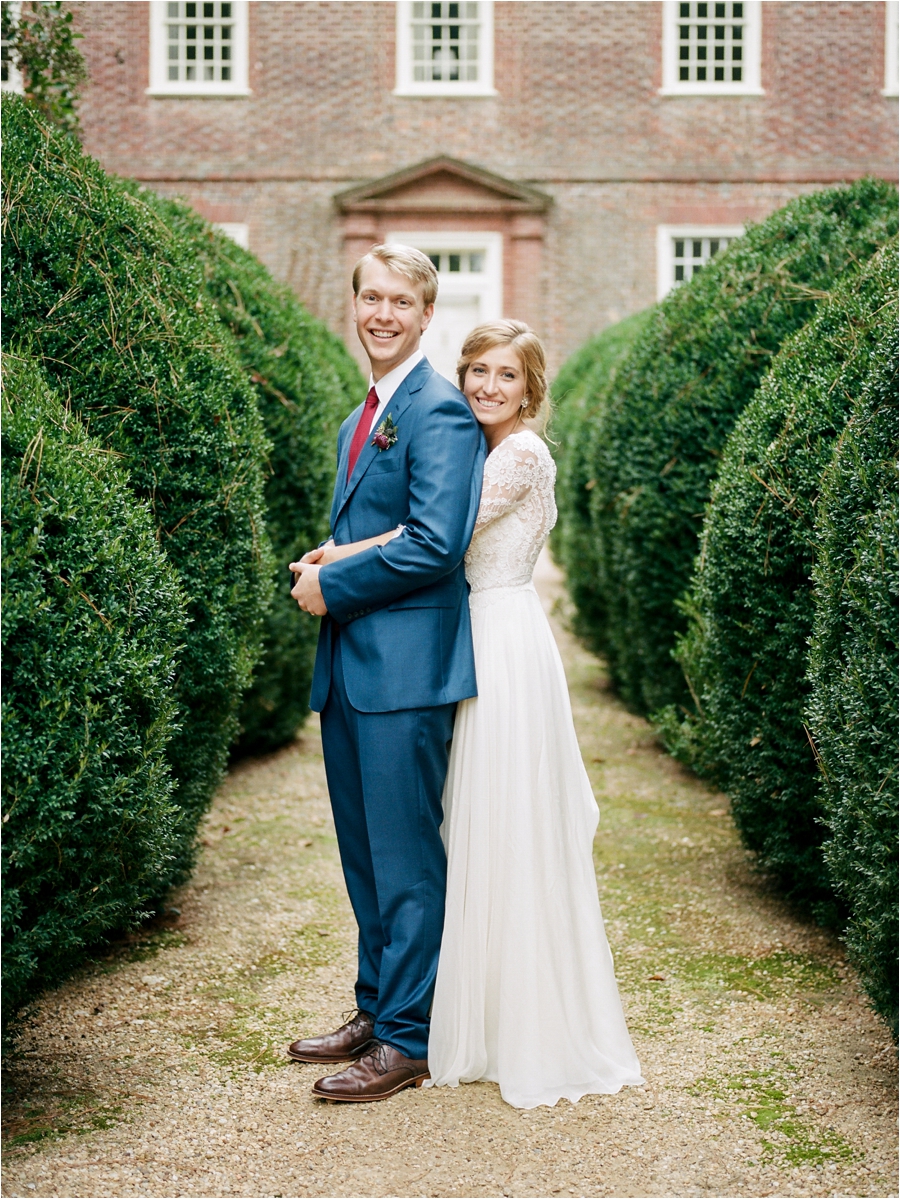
[330,416,357,528]
[336,358,432,518]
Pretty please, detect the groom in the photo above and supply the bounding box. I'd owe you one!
[288,245,485,1102]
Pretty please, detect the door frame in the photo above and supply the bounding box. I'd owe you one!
[386,230,503,321]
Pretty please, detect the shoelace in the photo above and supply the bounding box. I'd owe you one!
[361,1040,393,1076]
[340,1007,371,1030]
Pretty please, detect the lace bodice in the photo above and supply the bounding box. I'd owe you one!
[465,430,557,593]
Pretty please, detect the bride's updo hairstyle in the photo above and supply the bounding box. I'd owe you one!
[457,320,548,421]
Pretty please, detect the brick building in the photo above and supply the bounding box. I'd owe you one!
[68,1,898,376]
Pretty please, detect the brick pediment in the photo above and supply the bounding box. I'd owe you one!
[335,157,551,215]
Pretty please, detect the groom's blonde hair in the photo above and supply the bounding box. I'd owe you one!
[457,320,548,420]
[352,244,439,307]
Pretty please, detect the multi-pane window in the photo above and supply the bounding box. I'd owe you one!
[656,225,744,299]
[165,2,234,84]
[672,234,731,283]
[677,2,745,84]
[148,0,249,96]
[411,2,480,83]
[395,0,495,96]
[661,0,762,94]
[1,0,23,92]
[426,250,485,274]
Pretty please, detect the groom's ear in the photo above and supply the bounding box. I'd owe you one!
[420,302,434,334]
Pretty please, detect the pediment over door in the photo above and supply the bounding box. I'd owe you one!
[334,156,552,216]
[336,158,551,375]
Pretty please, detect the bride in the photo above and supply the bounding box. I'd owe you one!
[308,320,643,1109]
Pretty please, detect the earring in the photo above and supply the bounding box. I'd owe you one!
[520,397,529,409]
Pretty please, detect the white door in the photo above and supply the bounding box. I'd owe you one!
[422,293,481,383]
[387,232,503,383]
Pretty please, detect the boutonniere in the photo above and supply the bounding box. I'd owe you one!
[372,413,398,451]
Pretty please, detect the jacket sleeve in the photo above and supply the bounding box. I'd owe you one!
[318,396,485,623]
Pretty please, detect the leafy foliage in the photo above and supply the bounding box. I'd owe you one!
[1,97,273,882]
[550,310,652,646]
[806,342,899,1035]
[578,180,898,715]
[662,242,898,917]
[142,199,362,754]
[1,355,186,1015]
[1,1,86,135]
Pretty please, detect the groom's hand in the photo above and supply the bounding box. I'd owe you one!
[290,562,328,616]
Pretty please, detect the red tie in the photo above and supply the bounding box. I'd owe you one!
[347,386,379,480]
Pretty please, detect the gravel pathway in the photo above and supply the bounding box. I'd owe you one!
[3,553,897,1199]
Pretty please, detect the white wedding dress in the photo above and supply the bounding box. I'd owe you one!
[427,430,645,1109]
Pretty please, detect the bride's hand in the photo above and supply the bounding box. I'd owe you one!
[297,543,330,567]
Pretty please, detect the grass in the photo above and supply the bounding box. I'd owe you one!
[690,1067,859,1168]
[3,1085,128,1147]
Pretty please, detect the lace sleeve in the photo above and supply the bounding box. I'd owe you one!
[474,441,540,531]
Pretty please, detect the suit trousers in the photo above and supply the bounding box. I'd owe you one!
[320,630,456,1060]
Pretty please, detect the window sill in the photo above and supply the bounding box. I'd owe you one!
[145,86,252,99]
[393,84,498,98]
[881,87,899,98]
[659,85,765,97]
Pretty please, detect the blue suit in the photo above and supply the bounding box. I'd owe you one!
[312,357,485,1059]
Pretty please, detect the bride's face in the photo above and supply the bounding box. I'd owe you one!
[463,344,526,443]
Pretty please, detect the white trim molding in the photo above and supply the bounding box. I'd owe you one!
[394,0,496,98]
[656,224,744,300]
[884,1,899,96]
[147,0,250,98]
[660,0,763,96]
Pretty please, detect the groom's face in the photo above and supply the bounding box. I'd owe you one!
[353,261,434,380]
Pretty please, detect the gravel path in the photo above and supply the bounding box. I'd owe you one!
[3,553,897,1199]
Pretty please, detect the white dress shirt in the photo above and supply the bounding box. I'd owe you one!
[366,348,424,436]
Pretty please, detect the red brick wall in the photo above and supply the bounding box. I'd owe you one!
[71,2,898,369]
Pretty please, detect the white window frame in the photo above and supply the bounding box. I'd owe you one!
[214,222,249,248]
[884,1,899,97]
[394,0,496,98]
[656,224,744,300]
[147,0,250,98]
[1,0,24,93]
[660,0,763,96]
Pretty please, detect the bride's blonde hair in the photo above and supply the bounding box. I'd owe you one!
[457,320,548,421]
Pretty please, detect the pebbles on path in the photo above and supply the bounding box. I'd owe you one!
[3,551,897,1199]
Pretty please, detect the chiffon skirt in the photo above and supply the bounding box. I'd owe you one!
[427,583,645,1109]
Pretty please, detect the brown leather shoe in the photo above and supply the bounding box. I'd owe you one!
[286,1009,375,1064]
[312,1041,430,1103]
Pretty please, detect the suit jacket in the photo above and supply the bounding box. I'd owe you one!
[311,358,486,713]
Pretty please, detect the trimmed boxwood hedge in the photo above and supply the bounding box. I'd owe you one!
[2,355,186,1015]
[142,197,362,754]
[581,180,898,715]
[550,310,652,648]
[1,97,273,881]
[662,241,898,917]
[806,360,899,1035]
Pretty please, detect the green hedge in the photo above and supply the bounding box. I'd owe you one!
[142,198,361,754]
[579,180,898,715]
[1,98,273,881]
[662,242,898,917]
[550,310,652,648]
[807,350,899,1034]
[2,356,186,1014]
